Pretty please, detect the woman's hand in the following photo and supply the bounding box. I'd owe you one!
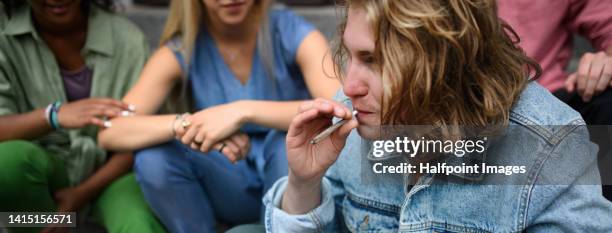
[210,132,250,163]
[179,124,250,162]
[176,102,249,152]
[57,98,131,128]
[286,99,357,186]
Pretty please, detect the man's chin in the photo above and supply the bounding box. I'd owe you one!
[356,125,381,140]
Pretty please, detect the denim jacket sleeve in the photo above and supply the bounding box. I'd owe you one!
[263,174,346,233]
[526,125,612,232]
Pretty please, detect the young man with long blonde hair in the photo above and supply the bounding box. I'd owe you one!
[262,0,612,232]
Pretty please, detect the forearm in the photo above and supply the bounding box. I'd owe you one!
[265,176,338,232]
[281,174,323,215]
[606,46,612,55]
[74,152,134,205]
[98,114,176,151]
[240,100,304,131]
[0,108,52,141]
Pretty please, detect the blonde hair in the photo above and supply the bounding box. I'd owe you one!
[159,0,274,112]
[333,0,541,127]
[160,0,202,63]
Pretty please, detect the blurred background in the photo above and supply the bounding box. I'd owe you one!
[118,0,593,72]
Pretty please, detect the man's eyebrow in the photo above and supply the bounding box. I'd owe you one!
[341,34,374,56]
[357,50,374,56]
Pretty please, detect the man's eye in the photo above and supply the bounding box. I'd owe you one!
[362,55,375,64]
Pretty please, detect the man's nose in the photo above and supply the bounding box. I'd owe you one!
[343,64,369,98]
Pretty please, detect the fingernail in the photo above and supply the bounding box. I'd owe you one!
[335,106,343,114]
[103,121,112,128]
[128,104,136,112]
[120,111,133,117]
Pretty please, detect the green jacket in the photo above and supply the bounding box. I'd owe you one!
[0,5,149,185]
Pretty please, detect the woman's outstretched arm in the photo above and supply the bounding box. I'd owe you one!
[230,30,341,131]
[98,46,182,151]
[101,30,339,152]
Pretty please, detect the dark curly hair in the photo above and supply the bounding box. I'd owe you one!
[1,0,115,17]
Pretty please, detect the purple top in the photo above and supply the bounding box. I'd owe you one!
[60,66,93,102]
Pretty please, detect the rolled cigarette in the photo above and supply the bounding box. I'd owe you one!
[310,110,358,144]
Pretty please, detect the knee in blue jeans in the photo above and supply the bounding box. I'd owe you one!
[134,141,186,191]
[262,130,287,162]
[261,130,289,191]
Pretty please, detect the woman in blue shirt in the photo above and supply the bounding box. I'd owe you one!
[98,0,340,232]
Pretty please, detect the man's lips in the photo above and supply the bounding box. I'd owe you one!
[356,110,373,115]
[354,108,375,120]
[354,106,373,114]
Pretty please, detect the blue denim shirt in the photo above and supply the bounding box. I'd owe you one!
[263,83,612,232]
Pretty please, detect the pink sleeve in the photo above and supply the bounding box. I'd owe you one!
[568,0,612,50]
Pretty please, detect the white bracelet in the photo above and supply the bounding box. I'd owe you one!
[171,114,181,137]
[44,104,53,127]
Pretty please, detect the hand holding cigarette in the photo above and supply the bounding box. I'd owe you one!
[285,99,358,189]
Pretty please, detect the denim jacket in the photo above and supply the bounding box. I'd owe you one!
[263,83,612,232]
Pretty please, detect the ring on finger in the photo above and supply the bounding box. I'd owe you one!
[177,113,191,129]
[181,119,191,129]
[218,143,226,153]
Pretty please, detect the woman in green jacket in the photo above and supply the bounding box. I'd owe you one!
[0,0,165,232]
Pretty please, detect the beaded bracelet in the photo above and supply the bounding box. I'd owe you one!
[48,101,62,130]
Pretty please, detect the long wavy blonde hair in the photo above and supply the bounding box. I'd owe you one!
[160,0,272,66]
[333,0,541,127]
[159,0,273,112]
